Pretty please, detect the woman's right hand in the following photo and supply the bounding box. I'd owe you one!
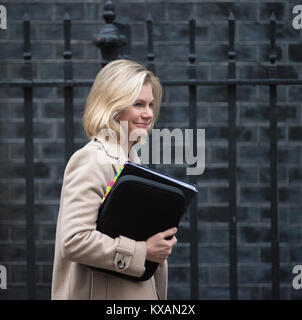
[146,227,178,263]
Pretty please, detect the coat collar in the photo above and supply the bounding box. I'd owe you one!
[92,133,141,174]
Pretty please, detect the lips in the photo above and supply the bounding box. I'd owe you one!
[135,123,150,127]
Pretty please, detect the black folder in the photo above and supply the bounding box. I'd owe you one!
[93,161,198,281]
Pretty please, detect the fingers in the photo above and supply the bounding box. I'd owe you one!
[166,235,177,249]
[166,236,177,254]
[165,236,177,260]
[161,227,177,239]
[171,235,177,246]
[147,228,178,263]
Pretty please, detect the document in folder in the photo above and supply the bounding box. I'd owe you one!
[94,161,198,281]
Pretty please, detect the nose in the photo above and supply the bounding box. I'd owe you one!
[142,105,153,120]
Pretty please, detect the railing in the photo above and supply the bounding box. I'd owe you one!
[0,0,300,300]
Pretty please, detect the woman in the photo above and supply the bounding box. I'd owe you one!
[51,59,178,300]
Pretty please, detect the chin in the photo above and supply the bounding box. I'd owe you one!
[130,127,149,141]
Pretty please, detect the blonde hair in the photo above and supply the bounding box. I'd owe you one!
[83,59,162,141]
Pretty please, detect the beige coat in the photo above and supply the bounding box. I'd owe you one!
[51,134,168,300]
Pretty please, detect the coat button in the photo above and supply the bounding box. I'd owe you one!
[117,260,126,270]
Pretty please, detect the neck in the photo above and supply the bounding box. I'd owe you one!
[119,139,134,158]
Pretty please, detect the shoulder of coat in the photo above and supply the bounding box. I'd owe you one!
[65,140,111,171]
[84,139,114,167]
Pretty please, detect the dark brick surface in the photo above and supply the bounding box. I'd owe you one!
[0,0,302,301]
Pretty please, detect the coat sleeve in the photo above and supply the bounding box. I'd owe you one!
[154,260,168,300]
[58,145,147,278]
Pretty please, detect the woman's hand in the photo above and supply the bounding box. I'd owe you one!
[146,227,178,263]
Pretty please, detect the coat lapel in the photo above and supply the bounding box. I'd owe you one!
[94,133,141,175]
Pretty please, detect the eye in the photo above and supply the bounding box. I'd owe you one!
[134,102,143,107]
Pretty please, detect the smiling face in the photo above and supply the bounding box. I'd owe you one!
[116,82,154,144]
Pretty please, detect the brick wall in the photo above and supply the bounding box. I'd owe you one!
[0,0,302,300]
